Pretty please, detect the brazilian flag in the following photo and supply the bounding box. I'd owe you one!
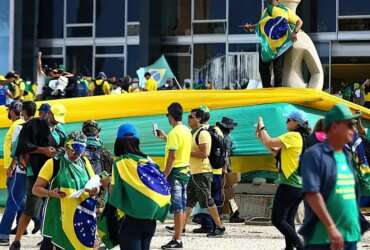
[256,4,295,62]
[109,154,171,222]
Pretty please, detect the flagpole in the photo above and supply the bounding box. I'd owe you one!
[174,77,183,90]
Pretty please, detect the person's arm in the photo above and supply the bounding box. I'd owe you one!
[256,117,284,148]
[291,18,303,41]
[243,23,257,32]
[164,150,176,177]
[37,51,46,76]
[305,192,344,250]
[32,177,65,198]
[191,143,208,159]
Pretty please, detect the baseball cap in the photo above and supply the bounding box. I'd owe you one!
[38,103,51,113]
[116,123,139,139]
[287,110,307,127]
[324,103,360,130]
[97,72,107,79]
[50,103,66,124]
[6,100,22,112]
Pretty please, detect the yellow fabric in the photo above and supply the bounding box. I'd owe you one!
[89,80,111,95]
[164,124,192,171]
[365,92,370,102]
[38,157,95,182]
[269,5,300,24]
[190,127,212,174]
[3,119,24,169]
[12,81,25,99]
[145,79,158,91]
[278,131,302,179]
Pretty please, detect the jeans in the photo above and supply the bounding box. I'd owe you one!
[259,53,285,88]
[271,184,303,250]
[169,179,188,214]
[305,242,357,250]
[0,172,27,240]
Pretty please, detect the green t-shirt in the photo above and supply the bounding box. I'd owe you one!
[309,151,361,245]
[279,169,301,188]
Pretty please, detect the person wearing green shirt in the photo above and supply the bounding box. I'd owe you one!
[257,110,310,250]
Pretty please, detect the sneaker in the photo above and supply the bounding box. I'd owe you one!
[9,240,21,250]
[161,239,183,249]
[192,227,212,234]
[0,239,9,246]
[165,226,185,234]
[229,216,245,223]
[207,226,226,238]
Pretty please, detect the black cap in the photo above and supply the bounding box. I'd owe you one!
[216,117,238,130]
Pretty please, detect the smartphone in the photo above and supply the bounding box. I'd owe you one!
[152,123,159,137]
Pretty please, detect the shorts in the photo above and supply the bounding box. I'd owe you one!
[186,173,215,209]
[169,179,187,214]
[23,176,43,218]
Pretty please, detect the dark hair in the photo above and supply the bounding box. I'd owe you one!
[114,137,146,158]
[202,111,210,123]
[190,108,205,121]
[144,72,151,77]
[22,101,37,117]
[168,102,183,122]
[294,123,311,153]
[313,118,325,133]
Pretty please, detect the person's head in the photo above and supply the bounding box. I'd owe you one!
[47,103,66,126]
[324,104,360,145]
[188,108,205,129]
[216,117,238,135]
[167,102,183,126]
[97,72,107,80]
[82,120,101,137]
[286,110,307,131]
[114,123,142,157]
[144,72,151,80]
[199,105,210,124]
[5,71,16,82]
[65,131,87,161]
[21,101,37,121]
[6,100,22,121]
[38,103,51,119]
[313,118,325,133]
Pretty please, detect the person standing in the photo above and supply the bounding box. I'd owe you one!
[300,104,362,250]
[244,0,303,88]
[144,72,158,91]
[257,111,309,250]
[159,103,192,249]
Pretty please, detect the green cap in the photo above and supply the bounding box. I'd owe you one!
[324,103,360,130]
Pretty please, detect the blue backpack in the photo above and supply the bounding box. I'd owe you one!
[75,80,88,97]
[0,86,6,105]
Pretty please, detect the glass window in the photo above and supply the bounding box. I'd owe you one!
[160,0,191,36]
[96,46,124,54]
[314,42,330,91]
[193,43,226,89]
[38,0,64,38]
[96,0,125,37]
[39,47,63,55]
[127,23,140,36]
[95,57,124,77]
[67,0,93,24]
[229,43,258,52]
[66,27,92,37]
[128,0,140,22]
[193,22,226,34]
[127,45,141,77]
[166,56,191,86]
[339,0,370,16]
[298,0,336,32]
[339,18,370,31]
[161,45,191,54]
[229,0,261,34]
[194,0,226,20]
[0,0,10,74]
[66,46,92,76]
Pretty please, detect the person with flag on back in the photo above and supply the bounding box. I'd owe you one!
[244,0,303,88]
[32,131,99,249]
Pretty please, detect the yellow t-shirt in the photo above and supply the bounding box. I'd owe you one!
[264,4,300,25]
[164,124,192,171]
[190,127,212,174]
[278,131,303,179]
[3,119,24,169]
[145,78,158,91]
[38,157,95,182]
[89,80,111,95]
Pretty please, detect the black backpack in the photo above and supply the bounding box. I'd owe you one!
[196,126,227,169]
[85,146,114,175]
[93,80,105,96]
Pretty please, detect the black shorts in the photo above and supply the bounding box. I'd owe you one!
[24,176,43,218]
[186,172,215,209]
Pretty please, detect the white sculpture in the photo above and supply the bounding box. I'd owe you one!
[280,0,324,89]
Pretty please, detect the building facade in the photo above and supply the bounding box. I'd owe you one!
[3,0,370,92]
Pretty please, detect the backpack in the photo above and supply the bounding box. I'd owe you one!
[93,80,105,96]
[85,145,114,175]
[196,126,227,169]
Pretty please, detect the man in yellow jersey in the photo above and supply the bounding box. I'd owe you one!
[144,72,158,91]
[362,79,370,108]
[89,72,111,96]
[158,103,192,249]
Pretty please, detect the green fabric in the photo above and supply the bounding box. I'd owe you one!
[169,166,190,185]
[309,151,361,244]
[324,104,360,130]
[86,136,103,148]
[279,170,302,188]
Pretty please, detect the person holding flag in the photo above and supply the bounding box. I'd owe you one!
[244,0,303,88]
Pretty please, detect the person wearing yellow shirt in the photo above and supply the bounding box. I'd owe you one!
[157,103,192,250]
[362,79,370,108]
[0,100,25,246]
[144,72,158,91]
[89,72,111,96]
[256,110,310,250]
[183,108,226,238]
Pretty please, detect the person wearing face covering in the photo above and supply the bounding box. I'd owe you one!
[33,131,98,250]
